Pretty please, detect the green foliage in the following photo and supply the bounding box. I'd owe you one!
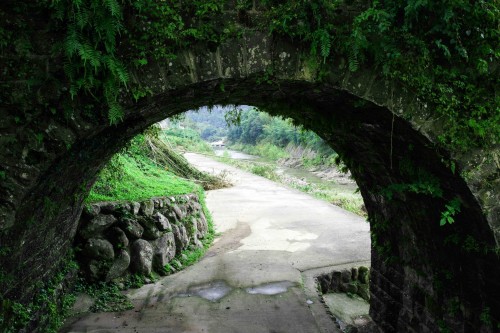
[370,215,391,257]
[3,0,498,149]
[51,0,129,124]
[440,197,461,226]
[263,0,339,60]
[185,107,233,142]
[263,0,499,151]
[480,307,492,326]
[231,142,289,161]
[14,0,229,124]
[123,274,149,289]
[73,279,133,312]
[380,160,465,227]
[0,254,78,333]
[437,319,453,333]
[126,0,226,61]
[249,164,280,181]
[381,179,442,201]
[162,127,214,154]
[226,108,336,160]
[87,134,198,203]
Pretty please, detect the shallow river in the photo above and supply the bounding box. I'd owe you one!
[213,148,358,193]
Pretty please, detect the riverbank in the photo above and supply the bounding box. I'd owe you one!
[213,148,366,217]
[61,152,371,333]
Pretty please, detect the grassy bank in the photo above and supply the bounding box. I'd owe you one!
[216,155,366,218]
[74,129,218,315]
[87,152,198,202]
[87,127,217,257]
[87,127,222,203]
[161,127,214,154]
[230,142,289,161]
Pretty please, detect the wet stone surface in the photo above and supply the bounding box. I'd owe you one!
[176,280,296,302]
[177,280,233,302]
[245,281,295,295]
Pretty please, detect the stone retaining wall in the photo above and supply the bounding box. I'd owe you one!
[317,266,370,301]
[74,193,208,281]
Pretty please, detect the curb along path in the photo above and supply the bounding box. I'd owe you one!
[62,153,370,333]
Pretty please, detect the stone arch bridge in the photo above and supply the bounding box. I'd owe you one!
[0,2,498,332]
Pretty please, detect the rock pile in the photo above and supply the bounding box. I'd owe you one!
[317,266,370,301]
[75,194,208,281]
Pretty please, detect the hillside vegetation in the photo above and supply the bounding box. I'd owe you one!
[88,127,225,203]
[171,107,365,217]
[181,106,339,167]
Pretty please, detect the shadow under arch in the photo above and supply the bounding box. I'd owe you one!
[4,77,497,331]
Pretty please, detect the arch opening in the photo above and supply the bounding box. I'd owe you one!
[1,78,499,332]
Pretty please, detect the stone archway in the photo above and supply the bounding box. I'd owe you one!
[1,9,499,333]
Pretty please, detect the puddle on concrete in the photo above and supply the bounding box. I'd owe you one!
[178,280,232,302]
[177,280,295,302]
[245,281,295,295]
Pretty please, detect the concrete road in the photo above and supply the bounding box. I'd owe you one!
[62,153,370,333]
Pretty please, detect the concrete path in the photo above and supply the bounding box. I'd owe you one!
[62,153,370,333]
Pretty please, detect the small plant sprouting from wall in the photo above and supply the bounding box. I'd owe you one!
[440,198,461,226]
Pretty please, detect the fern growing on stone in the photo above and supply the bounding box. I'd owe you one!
[52,0,128,124]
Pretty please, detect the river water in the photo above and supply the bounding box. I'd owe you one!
[214,148,258,160]
[213,148,358,193]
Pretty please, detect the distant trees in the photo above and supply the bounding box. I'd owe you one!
[226,108,333,155]
[178,106,336,158]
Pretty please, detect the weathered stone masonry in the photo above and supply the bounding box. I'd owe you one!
[1,2,499,332]
[75,194,209,281]
[317,266,371,302]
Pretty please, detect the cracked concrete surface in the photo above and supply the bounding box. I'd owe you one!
[61,153,370,333]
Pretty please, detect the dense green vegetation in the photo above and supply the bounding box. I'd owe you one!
[87,149,196,203]
[261,0,499,150]
[181,106,339,166]
[1,1,498,330]
[170,107,365,215]
[76,129,218,327]
[0,255,78,333]
[161,126,215,155]
[183,107,231,142]
[3,0,496,150]
[87,126,223,202]
[88,136,196,202]
[226,108,337,164]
